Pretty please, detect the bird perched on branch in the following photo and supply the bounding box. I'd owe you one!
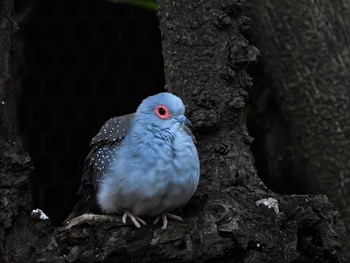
[65,92,200,229]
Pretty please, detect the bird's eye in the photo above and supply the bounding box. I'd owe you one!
[154,105,171,119]
[158,107,166,115]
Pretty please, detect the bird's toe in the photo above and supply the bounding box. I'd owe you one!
[166,213,184,222]
[154,212,184,230]
[122,210,147,228]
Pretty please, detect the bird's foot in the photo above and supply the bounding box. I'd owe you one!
[153,213,184,230]
[64,213,119,230]
[122,210,147,228]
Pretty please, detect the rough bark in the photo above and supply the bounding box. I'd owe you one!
[0,0,39,261]
[245,0,350,260]
[158,0,262,193]
[0,0,346,262]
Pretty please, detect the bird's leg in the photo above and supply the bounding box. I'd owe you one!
[153,212,184,230]
[122,210,147,228]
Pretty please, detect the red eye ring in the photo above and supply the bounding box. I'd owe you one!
[154,105,171,119]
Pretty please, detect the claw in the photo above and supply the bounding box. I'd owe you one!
[153,216,161,225]
[122,210,147,228]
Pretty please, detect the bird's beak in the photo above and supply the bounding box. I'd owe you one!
[175,115,192,127]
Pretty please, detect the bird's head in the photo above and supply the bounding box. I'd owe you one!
[135,92,192,130]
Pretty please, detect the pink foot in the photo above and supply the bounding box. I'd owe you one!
[122,210,147,228]
[153,213,184,230]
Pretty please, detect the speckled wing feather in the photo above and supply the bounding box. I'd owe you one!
[64,113,135,222]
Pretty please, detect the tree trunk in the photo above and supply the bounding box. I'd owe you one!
[158,0,263,193]
[245,0,350,260]
[0,0,40,261]
[0,0,346,262]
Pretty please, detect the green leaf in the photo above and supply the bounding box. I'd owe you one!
[107,0,158,12]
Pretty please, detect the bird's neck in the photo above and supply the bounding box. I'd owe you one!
[126,121,177,147]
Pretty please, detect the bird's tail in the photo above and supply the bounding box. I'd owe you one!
[63,195,97,224]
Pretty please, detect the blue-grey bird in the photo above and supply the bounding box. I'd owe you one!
[65,92,200,229]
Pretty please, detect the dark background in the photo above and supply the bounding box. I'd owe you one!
[14,0,165,224]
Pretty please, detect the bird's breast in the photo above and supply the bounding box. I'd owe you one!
[97,129,200,216]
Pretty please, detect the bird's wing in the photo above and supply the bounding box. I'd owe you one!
[64,113,135,223]
[79,113,135,194]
